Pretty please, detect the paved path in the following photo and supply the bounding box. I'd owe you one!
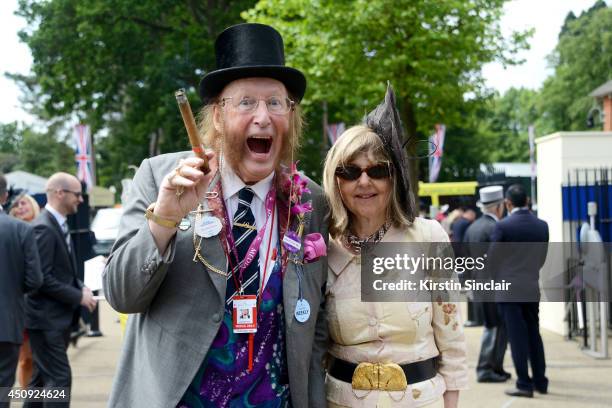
[18,302,612,407]
[67,303,121,407]
[460,323,612,408]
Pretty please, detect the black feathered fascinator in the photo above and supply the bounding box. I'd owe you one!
[364,83,416,221]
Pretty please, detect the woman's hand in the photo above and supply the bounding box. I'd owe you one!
[443,390,459,408]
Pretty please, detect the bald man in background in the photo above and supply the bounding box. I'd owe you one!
[24,173,96,408]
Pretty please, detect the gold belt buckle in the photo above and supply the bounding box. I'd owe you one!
[351,362,408,391]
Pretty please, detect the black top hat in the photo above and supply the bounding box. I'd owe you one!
[198,23,306,104]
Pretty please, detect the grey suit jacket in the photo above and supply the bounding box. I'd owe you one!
[103,152,329,408]
[464,213,497,245]
[0,211,43,344]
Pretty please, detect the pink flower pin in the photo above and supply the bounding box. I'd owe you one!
[291,201,312,215]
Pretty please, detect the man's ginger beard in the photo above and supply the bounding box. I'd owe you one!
[219,124,289,180]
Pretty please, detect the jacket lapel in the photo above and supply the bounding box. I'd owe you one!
[68,239,78,277]
[328,238,353,277]
[44,210,77,275]
[282,260,300,329]
[278,188,314,330]
[197,174,229,300]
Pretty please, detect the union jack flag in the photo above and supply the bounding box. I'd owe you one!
[326,122,346,145]
[428,124,445,183]
[74,124,95,191]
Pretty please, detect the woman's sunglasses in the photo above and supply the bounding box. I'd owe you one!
[335,163,392,181]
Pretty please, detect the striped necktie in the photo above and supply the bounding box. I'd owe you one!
[225,187,260,308]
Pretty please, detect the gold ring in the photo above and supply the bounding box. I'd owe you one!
[170,165,184,197]
[168,166,179,183]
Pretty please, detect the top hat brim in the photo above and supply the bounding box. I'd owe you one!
[199,65,306,104]
[477,198,504,207]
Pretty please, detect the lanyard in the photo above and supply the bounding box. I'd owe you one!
[249,212,276,374]
[221,186,276,291]
[258,208,276,307]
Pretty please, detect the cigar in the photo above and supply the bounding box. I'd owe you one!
[175,88,210,173]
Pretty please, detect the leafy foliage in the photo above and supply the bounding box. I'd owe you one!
[433,99,499,182]
[14,0,254,187]
[538,1,611,133]
[0,122,74,176]
[12,0,606,191]
[244,0,530,184]
[0,123,21,173]
[440,0,610,175]
[488,88,538,163]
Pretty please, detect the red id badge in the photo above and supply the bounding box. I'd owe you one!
[232,295,258,333]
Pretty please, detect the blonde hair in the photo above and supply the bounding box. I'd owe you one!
[323,125,413,238]
[196,99,303,169]
[9,193,41,222]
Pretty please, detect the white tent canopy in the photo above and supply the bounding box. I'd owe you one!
[4,170,115,207]
[479,162,532,178]
[5,170,47,194]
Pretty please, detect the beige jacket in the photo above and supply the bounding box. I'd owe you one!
[325,218,468,407]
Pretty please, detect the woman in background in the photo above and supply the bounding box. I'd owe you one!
[10,193,40,223]
[9,193,40,388]
[322,85,468,407]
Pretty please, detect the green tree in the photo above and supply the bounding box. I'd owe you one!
[434,99,499,182]
[0,122,20,154]
[14,0,254,188]
[488,87,538,162]
[424,87,539,183]
[244,0,530,185]
[0,122,21,172]
[538,1,611,133]
[0,121,74,176]
[18,127,75,177]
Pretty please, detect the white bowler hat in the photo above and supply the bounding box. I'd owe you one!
[478,185,504,206]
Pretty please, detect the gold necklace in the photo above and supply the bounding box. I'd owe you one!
[343,220,391,254]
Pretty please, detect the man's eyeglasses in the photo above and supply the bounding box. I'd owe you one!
[60,189,83,198]
[220,96,295,115]
[335,163,392,181]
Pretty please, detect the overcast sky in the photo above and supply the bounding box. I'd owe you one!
[0,0,608,126]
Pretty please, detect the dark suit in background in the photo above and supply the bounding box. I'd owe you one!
[0,211,43,403]
[454,212,483,326]
[451,216,472,244]
[25,209,84,407]
[464,213,508,382]
[492,209,549,393]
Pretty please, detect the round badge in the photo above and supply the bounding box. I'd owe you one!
[178,217,191,231]
[294,299,310,323]
[195,216,222,238]
[282,233,301,253]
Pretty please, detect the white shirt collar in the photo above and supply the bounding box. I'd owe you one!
[220,158,275,202]
[483,212,499,222]
[45,203,67,227]
[510,206,529,215]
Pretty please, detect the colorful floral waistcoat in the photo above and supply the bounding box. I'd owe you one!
[177,258,290,408]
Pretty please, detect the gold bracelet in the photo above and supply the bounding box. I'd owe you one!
[144,203,180,229]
